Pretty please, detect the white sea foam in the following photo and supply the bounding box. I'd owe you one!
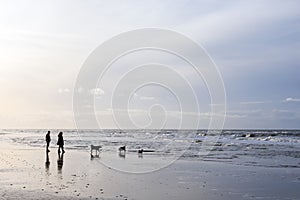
[3,129,300,168]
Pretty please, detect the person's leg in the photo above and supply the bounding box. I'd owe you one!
[62,145,65,153]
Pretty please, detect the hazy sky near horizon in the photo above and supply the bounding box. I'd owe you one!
[0,0,299,129]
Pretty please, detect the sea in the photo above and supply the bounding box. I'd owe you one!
[1,129,300,168]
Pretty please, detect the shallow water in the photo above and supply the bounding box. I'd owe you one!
[1,129,300,168]
[0,130,300,200]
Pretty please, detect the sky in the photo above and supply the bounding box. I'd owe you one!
[0,0,299,129]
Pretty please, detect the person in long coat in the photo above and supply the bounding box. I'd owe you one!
[57,132,65,153]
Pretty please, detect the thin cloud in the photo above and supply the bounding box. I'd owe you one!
[139,96,155,100]
[58,88,70,94]
[90,88,105,96]
[178,1,299,45]
[240,101,267,105]
[284,97,300,102]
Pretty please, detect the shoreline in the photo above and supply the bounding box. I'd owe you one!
[0,141,300,199]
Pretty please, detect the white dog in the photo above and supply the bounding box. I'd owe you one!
[90,145,102,157]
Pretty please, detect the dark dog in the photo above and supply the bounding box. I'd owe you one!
[119,146,126,152]
[138,149,144,154]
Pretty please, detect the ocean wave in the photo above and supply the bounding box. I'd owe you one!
[3,129,300,168]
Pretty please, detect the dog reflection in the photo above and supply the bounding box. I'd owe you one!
[90,145,102,158]
[118,151,126,159]
[90,154,100,160]
[137,149,144,159]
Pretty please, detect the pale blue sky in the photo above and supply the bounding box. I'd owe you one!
[0,0,299,129]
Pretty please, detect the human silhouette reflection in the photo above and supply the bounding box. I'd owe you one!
[45,152,50,169]
[57,151,64,173]
[45,151,50,172]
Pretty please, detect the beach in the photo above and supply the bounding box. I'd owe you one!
[0,130,300,200]
[1,1,300,199]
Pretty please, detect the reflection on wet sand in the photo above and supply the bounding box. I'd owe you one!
[57,152,64,174]
[118,151,126,159]
[45,151,50,175]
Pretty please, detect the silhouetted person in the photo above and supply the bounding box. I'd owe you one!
[57,132,65,154]
[45,131,51,152]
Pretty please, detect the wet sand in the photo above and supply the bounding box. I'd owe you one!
[0,142,299,200]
